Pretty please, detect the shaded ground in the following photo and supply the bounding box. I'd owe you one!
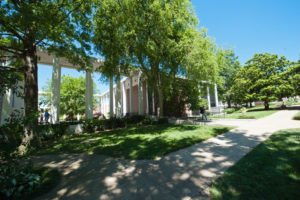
[31,124,231,160]
[211,129,300,199]
[31,110,300,200]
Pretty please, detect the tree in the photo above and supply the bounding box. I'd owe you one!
[0,1,94,152]
[43,75,98,119]
[230,67,255,106]
[286,61,300,96]
[94,0,132,117]
[217,49,241,108]
[94,0,203,117]
[231,53,291,110]
[122,0,199,116]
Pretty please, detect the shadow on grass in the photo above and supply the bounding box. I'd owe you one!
[211,129,300,200]
[33,124,231,160]
[31,126,272,200]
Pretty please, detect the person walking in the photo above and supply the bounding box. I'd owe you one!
[200,106,208,121]
[44,109,50,124]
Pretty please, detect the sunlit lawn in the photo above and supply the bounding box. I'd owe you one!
[211,129,300,199]
[33,124,231,160]
[212,105,278,119]
[222,110,277,119]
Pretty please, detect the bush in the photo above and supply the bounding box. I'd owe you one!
[0,160,60,200]
[293,113,300,120]
[157,117,169,124]
[82,119,101,132]
[140,117,154,125]
[0,111,24,158]
[239,107,248,113]
[225,108,237,114]
[0,161,40,199]
[125,115,145,124]
[83,118,126,132]
[38,123,69,140]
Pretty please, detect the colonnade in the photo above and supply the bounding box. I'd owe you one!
[50,55,94,122]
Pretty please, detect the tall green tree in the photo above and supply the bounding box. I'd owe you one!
[94,0,203,116]
[43,75,98,119]
[286,61,300,96]
[231,53,291,109]
[0,0,94,152]
[126,0,198,116]
[217,49,241,108]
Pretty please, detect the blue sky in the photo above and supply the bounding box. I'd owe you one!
[192,0,300,63]
[39,0,300,93]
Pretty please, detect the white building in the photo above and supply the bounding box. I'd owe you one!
[0,50,220,124]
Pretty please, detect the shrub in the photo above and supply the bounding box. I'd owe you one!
[0,110,24,158]
[103,118,125,129]
[157,117,169,124]
[140,117,154,125]
[38,123,69,140]
[125,115,145,124]
[293,113,300,120]
[83,118,126,132]
[225,108,237,114]
[0,161,40,199]
[0,160,61,200]
[239,107,248,113]
[82,119,97,133]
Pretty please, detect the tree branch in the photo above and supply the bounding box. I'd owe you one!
[0,19,24,41]
[0,45,23,55]
[34,1,85,46]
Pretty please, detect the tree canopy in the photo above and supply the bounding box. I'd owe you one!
[0,0,95,151]
[230,53,293,109]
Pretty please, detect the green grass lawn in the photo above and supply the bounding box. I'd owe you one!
[293,112,300,120]
[222,110,277,119]
[32,124,231,160]
[210,129,300,200]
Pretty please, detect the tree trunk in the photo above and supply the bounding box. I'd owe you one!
[18,45,40,154]
[227,97,232,108]
[264,101,269,110]
[156,73,164,117]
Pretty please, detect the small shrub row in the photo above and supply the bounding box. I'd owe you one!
[38,123,69,141]
[82,115,169,133]
[225,108,237,114]
[83,117,126,132]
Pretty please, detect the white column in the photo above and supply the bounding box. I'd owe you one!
[122,80,127,115]
[214,83,219,107]
[207,85,211,111]
[115,76,122,118]
[138,76,144,115]
[129,76,133,115]
[85,70,93,119]
[109,76,114,118]
[145,82,149,115]
[51,55,61,123]
[152,91,155,114]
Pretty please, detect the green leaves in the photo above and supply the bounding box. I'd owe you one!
[230,53,294,108]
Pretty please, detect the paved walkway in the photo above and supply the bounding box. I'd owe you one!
[32,110,300,200]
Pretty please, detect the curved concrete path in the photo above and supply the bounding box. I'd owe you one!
[32,110,300,200]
